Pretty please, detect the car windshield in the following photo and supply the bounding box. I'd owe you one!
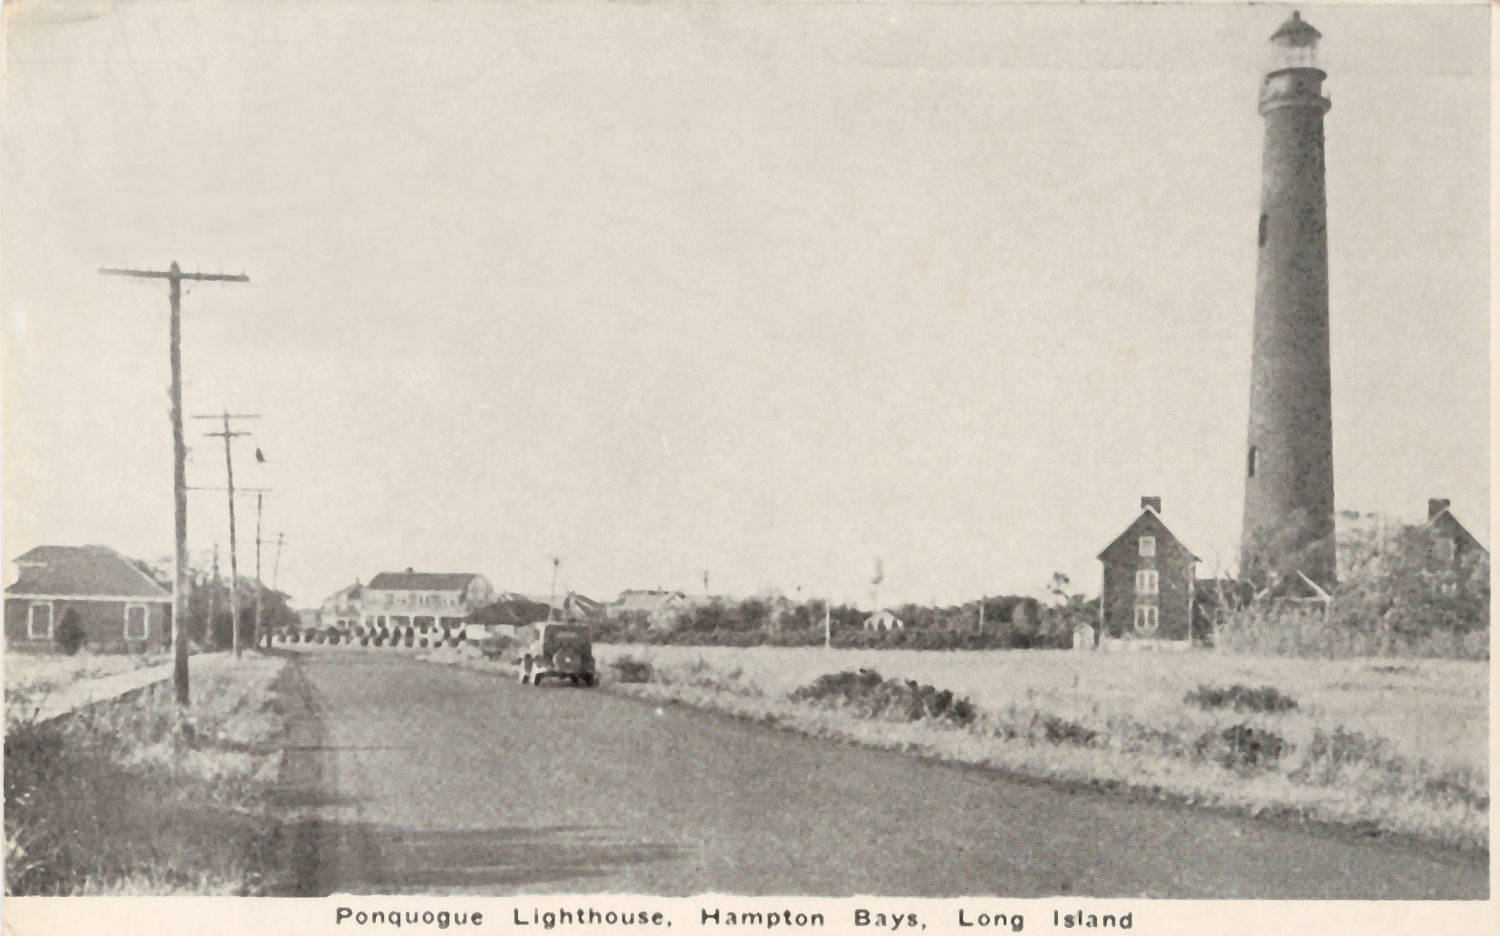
[542,624,590,651]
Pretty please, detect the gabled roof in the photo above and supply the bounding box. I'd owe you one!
[1097,508,1201,563]
[6,545,172,599]
[367,570,479,591]
[1424,508,1488,555]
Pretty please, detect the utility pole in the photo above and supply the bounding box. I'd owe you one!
[272,533,286,592]
[549,556,561,620]
[193,413,259,656]
[191,487,271,649]
[209,543,220,649]
[824,600,832,649]
[253,492,270,650]
[100,262,249,706]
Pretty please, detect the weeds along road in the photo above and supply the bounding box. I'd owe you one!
[272,651,1487,898]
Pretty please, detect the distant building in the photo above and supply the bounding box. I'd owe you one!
[1071,620,1096,651]
[4,545,172,653]
[360,568,494,634]
[1097,497,1199,642]
[606,589,687,629]
[1422,498,1487,573]
[864,609,904,632]
[528,591,606,622]
[320,579,364,630]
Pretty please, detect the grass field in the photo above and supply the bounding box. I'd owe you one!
[4,651,169,724]
[4,653,291,895]
[592,644,1489,851]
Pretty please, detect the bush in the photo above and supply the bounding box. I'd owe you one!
[1184,684,1298,714]
[789,669,976,727]
[54,609,86,656]
[419,638,428,648]
[1195,723,1288,770]
[611,657,654,683]
[404,633,414,648]
[360,636,370,647]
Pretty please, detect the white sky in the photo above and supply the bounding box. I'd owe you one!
[1,1,1489,608]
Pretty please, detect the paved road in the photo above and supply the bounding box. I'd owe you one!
[273,651,1487,898]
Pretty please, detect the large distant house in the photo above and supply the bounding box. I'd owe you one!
[1097,497,1200,642]
[4,545,172,653]
[359,568,495,633]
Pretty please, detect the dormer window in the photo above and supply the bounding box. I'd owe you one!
[1138,536,1156,557]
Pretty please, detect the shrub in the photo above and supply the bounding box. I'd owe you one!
[789,669,976,727]
[611,657,654,684]
[1184,684,1298,714]
[1037,714,1099,747]
[404,633,414,647]
[360,636,370,647]
[1195,723,1288,770]
[419,638,428,648]
[54,609,86,656]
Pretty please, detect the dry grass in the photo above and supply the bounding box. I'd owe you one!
[595,644,1489,851]
[4,653,290,895]
[4,650,169,719]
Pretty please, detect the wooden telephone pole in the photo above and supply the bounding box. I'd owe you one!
[192,413,259,656]
[99,262,248,705]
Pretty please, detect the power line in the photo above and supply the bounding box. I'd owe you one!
[100,262,248,705]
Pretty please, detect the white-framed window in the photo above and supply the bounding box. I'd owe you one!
[1133,604,1159,634]
[1138,536,1156,557]
[124,604,149,640]
[27,602,53,640]
[1135,569,1159,595]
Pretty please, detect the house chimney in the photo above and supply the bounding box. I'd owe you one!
[1141,496,1162,513]
[1428,498,1451,521]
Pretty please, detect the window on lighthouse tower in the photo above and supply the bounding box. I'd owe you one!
[1248,446,1259,478]
[1258,213,1269,247]
[1269,11,1321,72]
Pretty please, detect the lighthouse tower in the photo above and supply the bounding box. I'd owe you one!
[1240,12,1336,589]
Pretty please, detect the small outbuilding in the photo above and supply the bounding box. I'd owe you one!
[864,609,904,632]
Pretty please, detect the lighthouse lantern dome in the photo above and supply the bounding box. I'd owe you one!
[1268,11,1321,73]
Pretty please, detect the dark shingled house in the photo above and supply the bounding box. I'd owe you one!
[1098,497,1200,642]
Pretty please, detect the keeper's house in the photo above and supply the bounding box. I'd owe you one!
[1097,497,1200,642]
[4,545,172,653]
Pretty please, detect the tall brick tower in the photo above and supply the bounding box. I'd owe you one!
[1240,11,1336,589]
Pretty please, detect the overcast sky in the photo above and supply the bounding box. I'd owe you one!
[2,1,1489,608]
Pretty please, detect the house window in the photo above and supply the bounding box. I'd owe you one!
[1432,536,1457,564]
[27,602,53,640]
[124,604,149,640]
[1133,604,1159,634]
[1138,536,1156,557]
[1135,570,1159,595]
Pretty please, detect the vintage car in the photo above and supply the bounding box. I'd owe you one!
[518,621,596,686]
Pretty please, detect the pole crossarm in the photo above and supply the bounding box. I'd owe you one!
[100,268,249,283]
